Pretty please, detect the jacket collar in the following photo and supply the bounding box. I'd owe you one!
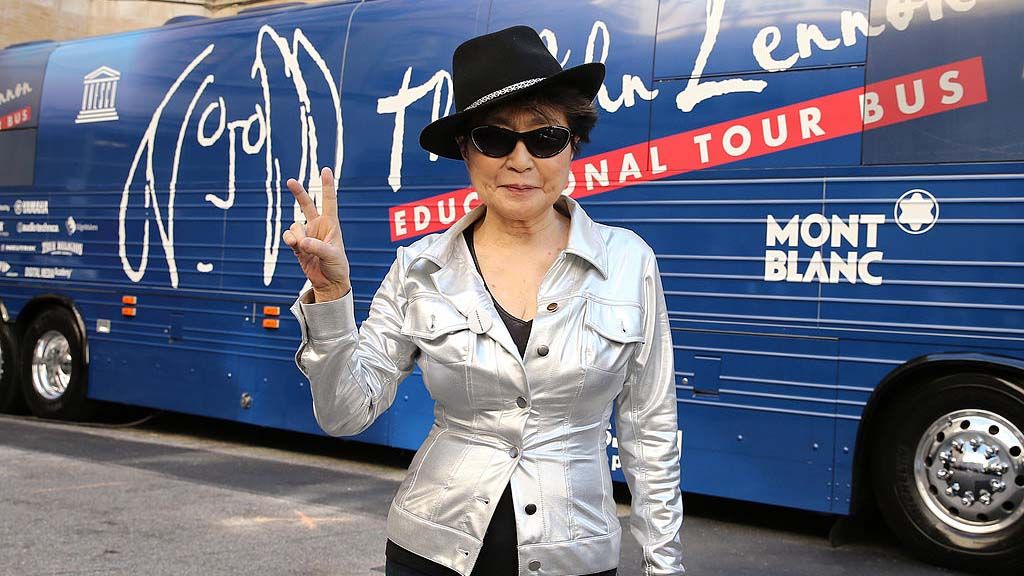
[411,194,609,279]
[410,194,608,369]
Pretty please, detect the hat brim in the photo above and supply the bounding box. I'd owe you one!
[419,62,606,160]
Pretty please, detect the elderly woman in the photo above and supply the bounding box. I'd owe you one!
[285,26,683,576]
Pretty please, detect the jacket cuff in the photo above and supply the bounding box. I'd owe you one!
[294,286,356,341]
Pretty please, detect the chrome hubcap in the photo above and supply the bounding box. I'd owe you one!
[31,330,72,400]
[915,409,1024,534]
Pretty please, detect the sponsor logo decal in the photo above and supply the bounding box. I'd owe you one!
[763,190,941,286]
[894,189,939,235]
[1,243,37,253]
[41,240,84,256]
[65,216,98,235]
[764,213,886,286]
[76,66,121,124]
[25,266,73,280]
[17,222,58,233]
[14,200,48,215]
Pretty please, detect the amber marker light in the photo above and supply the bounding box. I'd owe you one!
[262,318,280,329]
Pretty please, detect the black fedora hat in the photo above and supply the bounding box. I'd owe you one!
[419,25,605,160]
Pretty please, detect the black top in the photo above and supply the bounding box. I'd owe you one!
[385,224,615,576]
[464,222,533,358]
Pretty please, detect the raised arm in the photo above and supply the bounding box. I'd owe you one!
[285,168,419,437]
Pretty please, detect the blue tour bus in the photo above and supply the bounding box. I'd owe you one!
[1,0,1022,570]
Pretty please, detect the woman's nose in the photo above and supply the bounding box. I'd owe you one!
[505,139,533,171]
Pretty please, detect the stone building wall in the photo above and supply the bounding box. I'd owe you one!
[1,0,307,49]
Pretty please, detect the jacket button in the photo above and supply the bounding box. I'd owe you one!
[516,396,528,409]
[508,446,520,458]
[537,345,549,356]
[528,560,541,571]
[525,503,537,515]
[546,302,558,312]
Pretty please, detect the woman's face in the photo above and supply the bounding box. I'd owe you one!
[461,103,573,223]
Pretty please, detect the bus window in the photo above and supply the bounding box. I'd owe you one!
[654,0,868,82]
[0,42,50,187]
[861,0,1024,164]
[0,130,35,187]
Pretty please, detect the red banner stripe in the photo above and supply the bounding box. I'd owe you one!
[388,56,986,242]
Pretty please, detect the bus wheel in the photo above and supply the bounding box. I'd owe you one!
[871,372,1024,571]
[0,322,26,413]
[19,307,94,420]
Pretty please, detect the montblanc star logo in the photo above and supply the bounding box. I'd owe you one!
[894,189,938,234]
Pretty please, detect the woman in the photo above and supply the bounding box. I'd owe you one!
[285,26,684,576]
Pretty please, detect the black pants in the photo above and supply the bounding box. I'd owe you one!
[385,558,434,576]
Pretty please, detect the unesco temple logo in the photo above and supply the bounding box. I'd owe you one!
[75,66,121,124]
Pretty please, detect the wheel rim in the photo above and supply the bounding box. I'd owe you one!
[914,409,1024,534]
[31,330,72,400]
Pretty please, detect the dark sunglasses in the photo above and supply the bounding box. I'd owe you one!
[469,125,572,159]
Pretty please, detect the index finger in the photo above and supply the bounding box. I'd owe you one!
[286,178,319,222]
[321,167,338,222]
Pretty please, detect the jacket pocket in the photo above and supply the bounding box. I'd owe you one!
[400,295,472,365]
[582,296,645,375]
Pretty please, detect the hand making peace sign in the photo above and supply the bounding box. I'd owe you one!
[284,167,351,302]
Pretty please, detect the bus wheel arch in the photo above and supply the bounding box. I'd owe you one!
[15,296,94,420]
[856,355,1024,571]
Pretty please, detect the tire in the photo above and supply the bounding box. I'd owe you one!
[0,322,26,413]
[19,307,95,420]
[870,371,1024,572]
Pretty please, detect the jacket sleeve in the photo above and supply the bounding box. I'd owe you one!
[614,252,685,575]
[289,246,420,437]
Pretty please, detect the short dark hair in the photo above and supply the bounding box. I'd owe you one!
[458,88,599,157]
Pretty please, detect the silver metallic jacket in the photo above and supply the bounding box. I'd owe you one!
[290,195,684,575]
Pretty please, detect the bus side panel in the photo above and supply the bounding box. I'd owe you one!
[676,330,839,512]
[821,177,1024,333]
[654,0,869,79]
[636,37,865,506]
[335,0,490,450]
[583,173,842,510]
[30,3,365,437]
[88,305,239,420]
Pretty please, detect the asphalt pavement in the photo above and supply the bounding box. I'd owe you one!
[0,410,967,576]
